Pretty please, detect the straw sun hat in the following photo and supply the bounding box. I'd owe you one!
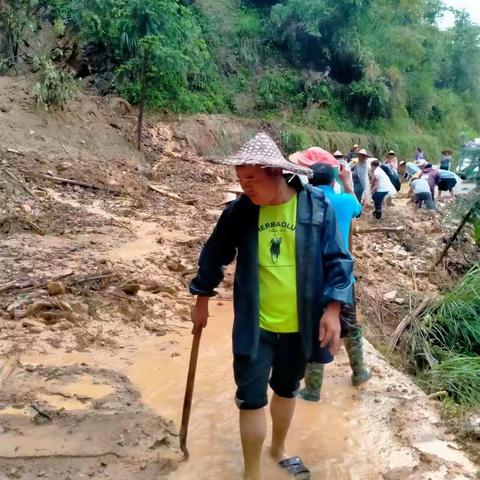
[209,133,312,177]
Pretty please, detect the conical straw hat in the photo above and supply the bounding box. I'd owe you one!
[209,133,312,177]
[217,192,238,206]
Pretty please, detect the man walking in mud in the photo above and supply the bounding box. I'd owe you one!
[189,133,353,480]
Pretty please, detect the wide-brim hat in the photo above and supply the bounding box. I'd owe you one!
[225,184,244,194]
[209,132,312,177]
[217,192,238,206]
[333,150,344,158]
[357,148,370,157]
[441,149,453,155]
[352,144,360,149]
[289,147,339,168]
[388,150,395,155]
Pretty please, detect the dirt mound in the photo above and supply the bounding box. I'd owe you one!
[0,364,177,480]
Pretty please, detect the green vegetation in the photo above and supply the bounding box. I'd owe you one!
[31,56,76,109]
[410,266,480,407]
[1,0,479,156]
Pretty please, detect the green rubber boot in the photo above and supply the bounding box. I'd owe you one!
[297,362,324,402]
[344,329,372,387]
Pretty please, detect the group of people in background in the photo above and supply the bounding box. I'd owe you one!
[221,144,461,223]
[343,144,461,219]
[401,147,461,214]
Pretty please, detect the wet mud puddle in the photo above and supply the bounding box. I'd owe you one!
[11,301,478,479]
[128,302,383,480]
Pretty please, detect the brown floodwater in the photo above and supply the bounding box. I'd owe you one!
[128,302,382,480]
[16,301,478,478]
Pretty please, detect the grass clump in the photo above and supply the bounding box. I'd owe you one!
[32,57,76,110]
[410,265,480,407]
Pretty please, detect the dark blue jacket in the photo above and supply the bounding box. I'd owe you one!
[189,183,353,359]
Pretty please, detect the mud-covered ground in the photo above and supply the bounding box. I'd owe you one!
[0,76,479,479]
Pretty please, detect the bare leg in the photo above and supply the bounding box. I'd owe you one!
[240,408,266,480]
[269,393,296,462]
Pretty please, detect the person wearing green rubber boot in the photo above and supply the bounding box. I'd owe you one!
[298,163,372,402]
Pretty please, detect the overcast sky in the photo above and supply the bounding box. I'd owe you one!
[439,0,480,29]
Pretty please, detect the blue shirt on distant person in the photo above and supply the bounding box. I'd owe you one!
[315,185,362,253]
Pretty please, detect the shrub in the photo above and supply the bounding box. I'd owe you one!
[281,128,312,154]
[31,57,76,110]
[410,265,480,407]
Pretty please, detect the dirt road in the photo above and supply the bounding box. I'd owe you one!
[1,75,479,479]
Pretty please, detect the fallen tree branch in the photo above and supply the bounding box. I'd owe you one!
[6,148,26,156]
[430,204,478,271]
[72,272,115,285]
[148,183,183,201]
[22,215,45,235]
[354,225,405,234]
[0,452,122,460]
[2,167,35,196]
[0,279,36,293]
[0,271,74,294]
[24,172,119,194]
[390,295,436,349]
[427,390,448,400]
[0,356,19,386]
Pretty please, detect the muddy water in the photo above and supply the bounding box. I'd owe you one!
[19,302,382,478]
[16,300,479,478]
[128,302,381,480]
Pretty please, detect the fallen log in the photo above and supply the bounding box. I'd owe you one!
[354,225,405,234]
[25,172,119,194]
[390,295,436,349]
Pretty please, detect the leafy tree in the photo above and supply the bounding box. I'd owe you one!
[114,0,214,149]
[0,0,39,66]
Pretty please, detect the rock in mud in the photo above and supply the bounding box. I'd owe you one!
[466,415,480,439]
[47,281,67,295]
[383,290,397,301]
[144,280,176,295]
[121,282,140,296]
[22,318,45,329]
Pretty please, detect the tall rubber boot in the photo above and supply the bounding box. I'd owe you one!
[297,362,324,402]
[343,329,372,387]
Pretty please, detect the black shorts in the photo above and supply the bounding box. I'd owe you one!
[437,177,456,191]
[233,330,306,410]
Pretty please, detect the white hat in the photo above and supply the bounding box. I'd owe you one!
[217,192,237,206]
[388,150,395,155]
[416,159,427,166]
[333,150,344,157]
[358,148,369,156]
[226,184,243,194]
[210,132,312,177]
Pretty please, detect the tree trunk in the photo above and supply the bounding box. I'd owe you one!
[137,96,145,151]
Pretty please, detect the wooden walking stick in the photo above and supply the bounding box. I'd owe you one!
[179,328,203,460]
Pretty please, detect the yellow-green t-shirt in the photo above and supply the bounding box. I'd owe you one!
[258,194,298,333]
